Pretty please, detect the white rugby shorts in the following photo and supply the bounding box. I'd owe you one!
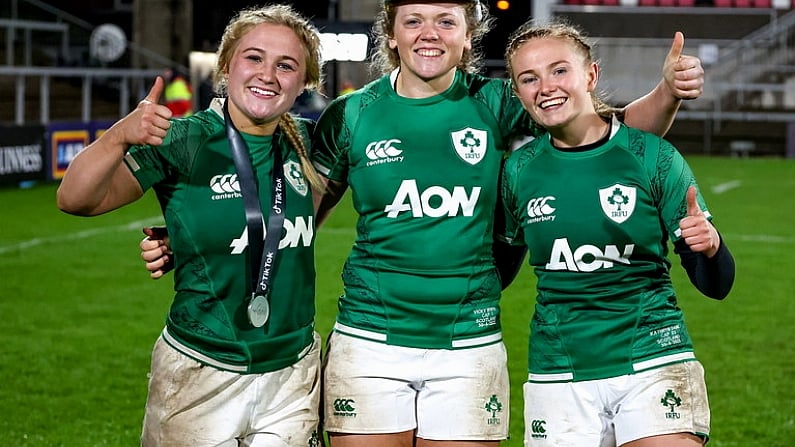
[323,331,510,440]
[142,331,322,447]
[523,361,710,447]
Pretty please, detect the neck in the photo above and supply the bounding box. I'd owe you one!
[394,67,457,99]
[226,99,279,136]
[549,114,610,148]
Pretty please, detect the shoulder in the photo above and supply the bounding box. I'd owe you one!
[505,136,545,173]
[457,71,512,100]
[317,75,390,131]
[619,121,677,161]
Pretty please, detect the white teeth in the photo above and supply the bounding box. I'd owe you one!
[540,98,566,109]
[417,49,442,57]
[251,87,276,96]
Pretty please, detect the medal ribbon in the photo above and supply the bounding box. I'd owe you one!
[223,100,286,326]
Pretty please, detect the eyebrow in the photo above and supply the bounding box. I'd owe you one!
[240,47,301,65]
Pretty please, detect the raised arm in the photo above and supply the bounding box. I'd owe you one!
[56,77,173,216]
[622,32,704,136]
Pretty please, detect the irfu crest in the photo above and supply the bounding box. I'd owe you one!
[599,183,636,224]
[451,127,487,166]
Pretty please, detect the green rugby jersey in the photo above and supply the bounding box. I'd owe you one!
[313,70,538,349]
[501,118,711,382]
[123,99,316,374]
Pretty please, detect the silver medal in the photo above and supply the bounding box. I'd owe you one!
[247,294,270,327]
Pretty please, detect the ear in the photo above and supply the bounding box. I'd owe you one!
[388,36,398,50]
[464,34,472,52]
[587,62,599,92]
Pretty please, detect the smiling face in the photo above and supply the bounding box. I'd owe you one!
[223,23,307,135]
[388,3,472,92]
[509,36,598,132]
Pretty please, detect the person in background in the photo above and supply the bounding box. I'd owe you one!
[163,66,194,117]
[57,5,326,446]
[310,1,706,446]
[337,80,356,96]
[501,20,735,447]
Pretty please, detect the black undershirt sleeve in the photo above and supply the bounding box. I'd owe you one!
[674,230,735,300]
[493,239,528,290]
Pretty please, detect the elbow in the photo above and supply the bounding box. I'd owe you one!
[56,186,96,216]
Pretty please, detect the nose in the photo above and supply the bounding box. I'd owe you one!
[258,64,277,83]
[539,76,555,95]
[419,24,439,41]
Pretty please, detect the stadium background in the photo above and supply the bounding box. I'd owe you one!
[1,0,794,445]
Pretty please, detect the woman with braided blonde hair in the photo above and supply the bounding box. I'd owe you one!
[57,4,326,445]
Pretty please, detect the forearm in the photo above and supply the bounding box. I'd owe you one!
[493,238,527,290]
[315,177,347,228]
[622,79,682,137]
[56,128,140,216]
[675,233,735,300]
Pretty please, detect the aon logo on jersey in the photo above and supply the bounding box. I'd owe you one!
[546,237,634,272]
[384,179,481,218]
[229,216,314,254]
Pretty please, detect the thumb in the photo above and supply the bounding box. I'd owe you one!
[686,185,702,216]
[667,31,684,65]
[144,76,165,104]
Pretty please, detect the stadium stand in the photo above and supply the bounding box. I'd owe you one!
[548,2,795,155]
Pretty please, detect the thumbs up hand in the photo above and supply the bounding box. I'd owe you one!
[678,186,719,257]
[663,32,704,100]
[109,76,173,149]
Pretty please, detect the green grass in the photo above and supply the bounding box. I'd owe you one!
[1,155,793,445]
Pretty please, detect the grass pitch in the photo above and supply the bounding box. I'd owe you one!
[0,155,793,446]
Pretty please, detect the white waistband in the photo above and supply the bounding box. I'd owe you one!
[333,321,502,349]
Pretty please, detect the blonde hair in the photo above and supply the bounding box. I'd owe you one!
[370,0,494,76]
[213,4,325,192]
[505,19,618,117]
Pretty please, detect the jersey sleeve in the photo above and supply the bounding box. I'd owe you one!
[649,136,711,242]
[492,78,542,141]
[498,148,526,246]
[311,95,352,183]
[123,118,195,191]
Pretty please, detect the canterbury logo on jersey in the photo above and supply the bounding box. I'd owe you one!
[210,174,242,200]
[384,179,481,218]
[525,196,556,223]
[546,237,634,272]
[365,139,404,167]
[229,216,314,254]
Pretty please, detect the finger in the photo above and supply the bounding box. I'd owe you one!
[142,245,168,262]
[686,185,702,217]
[143,225,169,240]
[144,76,166,105]
[667,31,684,65]
[146,255,167,271]
[140,238,162,253]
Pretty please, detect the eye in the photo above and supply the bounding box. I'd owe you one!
[403,17,421,27]
[553,66,568,76]
[519,75,538,85]
[438,18,456,28]
[277,62,297,72]
[245,54,262,63]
